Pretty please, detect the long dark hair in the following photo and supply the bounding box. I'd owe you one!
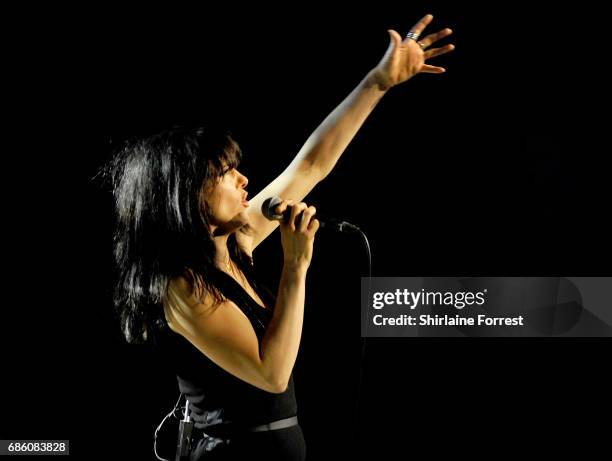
[99,125,257,344]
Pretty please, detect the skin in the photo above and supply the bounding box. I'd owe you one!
[205,167,250,235]
[170,14,455,393]
[203,165,318,274]
[237,14,455,259]
[374,14,455,89]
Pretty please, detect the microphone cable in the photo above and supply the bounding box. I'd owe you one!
[153,207,374,456]
[154,393,186,461]
[262,196,374,438]
[342,224,372,440]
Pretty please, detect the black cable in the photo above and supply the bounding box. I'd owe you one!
[154,393,185,461]
[315,219,373,438]
[350,227,372,437]
[152,219,373,456]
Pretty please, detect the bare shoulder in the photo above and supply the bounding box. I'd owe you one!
[165,273,256,351]
[165,272,220,320]
[164,271,279,392]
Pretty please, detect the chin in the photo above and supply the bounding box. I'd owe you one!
[218,212,249,234]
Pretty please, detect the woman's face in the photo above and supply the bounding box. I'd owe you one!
[203,166,250,234]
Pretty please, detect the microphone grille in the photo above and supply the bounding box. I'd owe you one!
[261,196,284,220]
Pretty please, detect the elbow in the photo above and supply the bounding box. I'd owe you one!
[311,161,329,181]
[295,157,326,182]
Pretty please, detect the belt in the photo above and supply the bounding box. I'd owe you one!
[198,415,299,438]
[246,415,298,432]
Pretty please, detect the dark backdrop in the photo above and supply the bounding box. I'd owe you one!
[2,1,610,459]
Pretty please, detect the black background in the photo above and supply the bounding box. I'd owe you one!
[2,1,610,459]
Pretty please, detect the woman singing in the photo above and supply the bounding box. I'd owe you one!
[104,14,454,460]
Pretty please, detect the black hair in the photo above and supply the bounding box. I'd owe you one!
[98,125,257,344]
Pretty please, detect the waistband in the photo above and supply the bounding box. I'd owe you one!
[247,415,298,432]
[196,415,299,439]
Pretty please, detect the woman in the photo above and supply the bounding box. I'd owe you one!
[105,15,454,460]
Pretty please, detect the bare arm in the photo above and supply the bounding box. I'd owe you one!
[166,202,317,394]
[245,17,455,252]
[259,264,306,391]
[295,69,388,178]
[165,264,307,393]
[244,69,388,251]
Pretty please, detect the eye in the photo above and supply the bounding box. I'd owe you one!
[220,166,233,176]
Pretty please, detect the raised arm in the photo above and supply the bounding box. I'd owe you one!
[244,69,388,251]
[244,14,454,252]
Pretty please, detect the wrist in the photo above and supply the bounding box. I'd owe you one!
[282,262,308,278]
[366,68,393,93]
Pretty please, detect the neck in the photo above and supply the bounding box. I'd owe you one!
[211,231,232,269]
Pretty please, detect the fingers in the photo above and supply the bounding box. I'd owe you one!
[387,29,403,49]
[289,202,308,231]
[307,218,320,235]
[277,200,320,235]
[424,43,455,60]
[298,206,317,233]
[421,64,446,74]
[418,28,453,50]
[407,13,434,38]
[274,199,295,217]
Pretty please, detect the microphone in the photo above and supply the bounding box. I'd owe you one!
[261,196,360,233]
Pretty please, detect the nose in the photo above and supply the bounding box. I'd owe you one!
[237,170,248,188]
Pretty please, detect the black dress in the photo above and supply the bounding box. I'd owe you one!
[153,270,306,461]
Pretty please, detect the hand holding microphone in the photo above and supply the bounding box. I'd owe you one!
[261,196,360,233]
[263,197,320,270]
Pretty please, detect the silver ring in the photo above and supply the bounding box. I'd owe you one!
[405,31,420,41]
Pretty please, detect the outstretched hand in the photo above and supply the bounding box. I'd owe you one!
[371,14,455,90]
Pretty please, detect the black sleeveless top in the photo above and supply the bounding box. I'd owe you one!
[152,270,298,432]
